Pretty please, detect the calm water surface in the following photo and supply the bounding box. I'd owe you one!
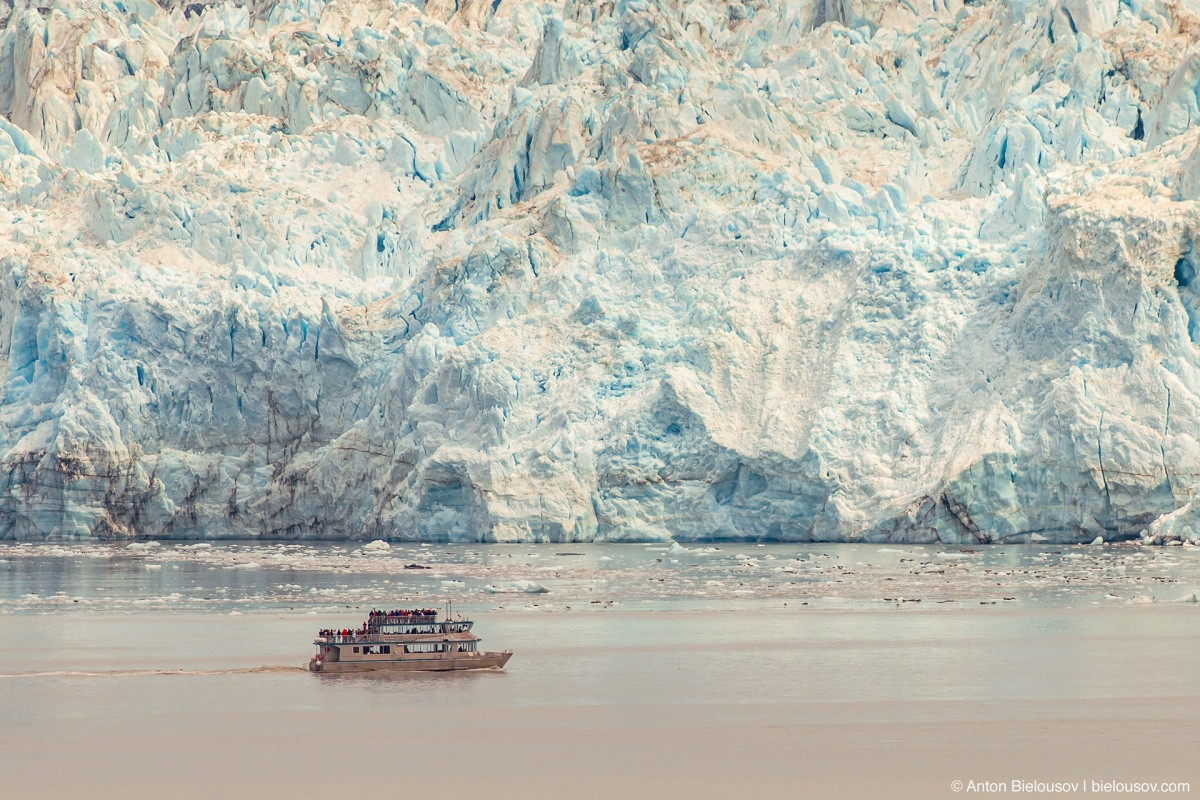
[2,543,1199,799]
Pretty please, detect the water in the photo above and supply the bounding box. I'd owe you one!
[2,542,1199,798]
[5,540,1200,612]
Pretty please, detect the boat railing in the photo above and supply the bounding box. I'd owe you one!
[371,621,472,630]
[318,620,473,644]
[317,631,466,644]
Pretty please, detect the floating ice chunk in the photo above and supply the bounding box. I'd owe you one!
[234,562,261,569]
[361,540,391,553]
[144,564,162,570]
[668,542,688,555]
[484,581,549,594]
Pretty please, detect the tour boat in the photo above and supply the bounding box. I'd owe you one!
[308,605,512,673]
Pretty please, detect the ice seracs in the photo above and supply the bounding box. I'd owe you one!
[1,0,1200,543]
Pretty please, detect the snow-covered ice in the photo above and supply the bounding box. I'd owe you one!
[1,1,1200,543]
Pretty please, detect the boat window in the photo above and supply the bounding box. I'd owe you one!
[381,646,390,654]
[353,647,359,653]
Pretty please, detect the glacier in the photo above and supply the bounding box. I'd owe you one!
[1,0,1199,543]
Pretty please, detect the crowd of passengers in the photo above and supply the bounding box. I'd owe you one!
[318,627,367,639]
[317,609,439,639]
[369,608,438,618]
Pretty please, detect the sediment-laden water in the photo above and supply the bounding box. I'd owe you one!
[2,542,1198,799]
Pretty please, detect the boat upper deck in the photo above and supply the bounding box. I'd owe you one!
[315,627,475,644]
[316,608,475,645]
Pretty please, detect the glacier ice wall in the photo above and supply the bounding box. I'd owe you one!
[1,0,1200,543]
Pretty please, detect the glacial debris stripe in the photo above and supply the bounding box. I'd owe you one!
[0,0,1199,543]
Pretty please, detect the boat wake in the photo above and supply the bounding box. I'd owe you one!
[0,666,307,678]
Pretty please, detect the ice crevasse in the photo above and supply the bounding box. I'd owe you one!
[1,0,1200,543]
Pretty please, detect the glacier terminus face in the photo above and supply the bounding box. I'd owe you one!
[1,0,1199,543]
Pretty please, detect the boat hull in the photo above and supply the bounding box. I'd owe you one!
[309,651,512,674]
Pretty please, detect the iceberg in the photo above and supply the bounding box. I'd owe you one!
[0,0,1199,543]
[484,581,550,595]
